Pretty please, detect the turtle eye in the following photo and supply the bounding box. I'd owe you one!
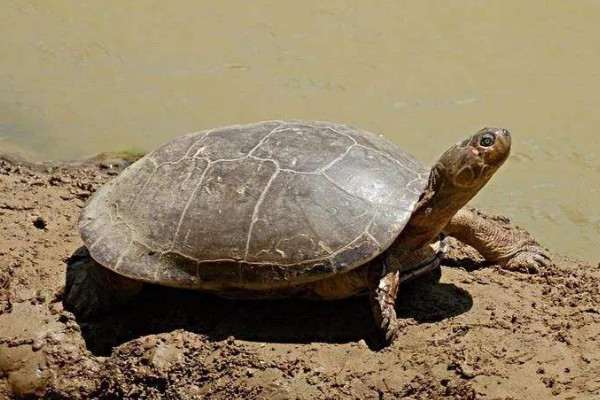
[479,134,495,147]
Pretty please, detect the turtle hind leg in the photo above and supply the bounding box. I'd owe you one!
[367,262,401,345]
[444,206,552,273]
[64,249,144,320]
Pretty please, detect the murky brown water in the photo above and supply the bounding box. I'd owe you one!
[1,1,599,262]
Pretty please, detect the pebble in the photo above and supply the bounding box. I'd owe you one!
[32,340,44,351]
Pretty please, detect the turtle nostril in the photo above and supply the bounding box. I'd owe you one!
[500,129,510,138]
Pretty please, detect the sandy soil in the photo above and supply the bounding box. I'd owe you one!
[0,154,599,399]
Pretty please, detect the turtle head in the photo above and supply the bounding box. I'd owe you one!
[394,127,511,251]
[437,127,511,189]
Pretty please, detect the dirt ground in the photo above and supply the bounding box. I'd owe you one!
[0,154,599,400]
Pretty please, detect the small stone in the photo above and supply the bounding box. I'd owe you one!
[460,365,476,379]
[49,176,71,186]
[32,340,44,351]
[75,190,92,200]
[142,339,156,350]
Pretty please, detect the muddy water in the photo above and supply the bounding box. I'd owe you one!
[1,1,598,262]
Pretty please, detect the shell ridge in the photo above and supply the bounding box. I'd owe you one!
[317,143,357,173]
[249,155,321,175]
[364,212,383,249]
[321,172,411,213]
[244,164,280,260]
[246,122,288,157]
[355,144,421,177]
[113,237,134,271]
[184,129,214,158]
[365,232,382,249]
[325,126,359,145]
[146,129,212,172]
[129,164,158,211]
[147,157,158,168]
[88,207,119,250]
[169,159,213,251]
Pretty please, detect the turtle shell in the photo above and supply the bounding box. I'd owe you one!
[79,121,429,290]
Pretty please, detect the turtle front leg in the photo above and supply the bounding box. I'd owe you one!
[367,261,401,344]
[64,249,145,320]
[444,207,552,273]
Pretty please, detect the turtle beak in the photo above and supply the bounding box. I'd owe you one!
[495,128,511,150]
[489,128,511,165]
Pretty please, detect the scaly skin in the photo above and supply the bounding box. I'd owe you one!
[369,268,401,343]
[445,207,551,273]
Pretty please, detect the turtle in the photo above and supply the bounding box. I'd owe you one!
[64,121,551,343]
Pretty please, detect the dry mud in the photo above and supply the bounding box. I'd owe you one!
[0,155,599,399]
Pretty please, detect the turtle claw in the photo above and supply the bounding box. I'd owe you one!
[380,314,400,343]
[369,269,401,346]
[383,319,400,343]
[503,245,553,274]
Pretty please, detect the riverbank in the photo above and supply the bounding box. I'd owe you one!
[0,154,598,399]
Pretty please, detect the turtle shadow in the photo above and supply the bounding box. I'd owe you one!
[68,270,473,356]
[442,237,491,272]
[443,257,490,272]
